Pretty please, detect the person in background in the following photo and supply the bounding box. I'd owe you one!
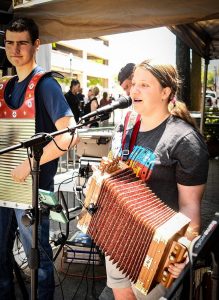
[64,79,81,123]
[83,86,100,127]
[99,91,112,126]
[78,86,85,102]
[77,86,85,117]
[0,17,78,300]
[102,60,209,300]
[118,63,135,96]
[99,91,111,108]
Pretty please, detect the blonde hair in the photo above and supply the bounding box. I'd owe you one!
[136,60,197,129]
[92,86,100,97]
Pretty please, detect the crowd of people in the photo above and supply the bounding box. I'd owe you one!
[64,81,116,127]
[0,16,209,300]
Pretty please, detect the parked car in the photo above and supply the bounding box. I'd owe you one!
[205,90,218,107]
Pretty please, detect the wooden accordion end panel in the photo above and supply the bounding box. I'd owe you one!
[77,158,190,295]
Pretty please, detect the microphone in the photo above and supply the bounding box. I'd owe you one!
[81,96,132,120]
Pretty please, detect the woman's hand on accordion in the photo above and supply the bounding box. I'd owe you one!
[167,252,189,279]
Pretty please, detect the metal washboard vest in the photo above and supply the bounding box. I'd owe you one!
[0,72,45,209]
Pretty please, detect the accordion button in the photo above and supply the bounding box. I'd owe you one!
[169,255,175,262]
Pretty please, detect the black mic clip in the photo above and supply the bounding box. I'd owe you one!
[22,209,35,227]
[40,202,63,214]
[53,233,67,246]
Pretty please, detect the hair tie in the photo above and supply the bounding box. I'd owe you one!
[171,97,176,107]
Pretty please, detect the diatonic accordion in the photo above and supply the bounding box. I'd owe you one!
[78,158,190,295]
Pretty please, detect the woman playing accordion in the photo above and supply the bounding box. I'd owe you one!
[78,60,209,300]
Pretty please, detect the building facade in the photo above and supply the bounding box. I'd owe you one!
[50,37,113,94]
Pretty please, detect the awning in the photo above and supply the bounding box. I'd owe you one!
[1,1,218,60]
[10,0,219,61]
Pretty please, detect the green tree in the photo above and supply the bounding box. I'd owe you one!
[201,70,215,90]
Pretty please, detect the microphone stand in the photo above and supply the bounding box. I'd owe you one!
[0,113,108,300]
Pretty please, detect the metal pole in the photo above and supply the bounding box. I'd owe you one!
[30,145,43,300]
[69,53,73,78]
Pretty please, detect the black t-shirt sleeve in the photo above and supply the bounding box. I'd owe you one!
[173,131,209,185]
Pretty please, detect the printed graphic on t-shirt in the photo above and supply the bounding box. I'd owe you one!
[127,145,156,181]
[110,124,124,158]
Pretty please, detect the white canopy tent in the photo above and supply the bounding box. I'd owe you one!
[11,0,219,56]
[0,0,218,59]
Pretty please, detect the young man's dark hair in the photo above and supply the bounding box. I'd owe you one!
[70,79,80,89]
[118,63,135,85]
[118,63,135,96]
[6,17,39,44]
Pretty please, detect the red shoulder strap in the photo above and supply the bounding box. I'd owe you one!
[129,114,141,153]
[24,71,45,102]
[121,111,141,157]
[121,111,132,149]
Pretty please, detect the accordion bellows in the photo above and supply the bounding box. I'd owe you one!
[78,159,190,294]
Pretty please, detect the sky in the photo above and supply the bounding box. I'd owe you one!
[106,27,176,74]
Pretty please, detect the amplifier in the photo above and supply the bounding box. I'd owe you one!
[77,127,114,158]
